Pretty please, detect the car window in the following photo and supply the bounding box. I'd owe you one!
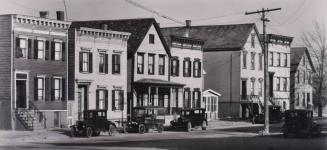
[194,110,200,114]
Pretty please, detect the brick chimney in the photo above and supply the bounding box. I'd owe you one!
[186,20,191,28]
[56,11,65,21]
[39,11,49,18]
[184,20,191,37]
[101,24,108,30]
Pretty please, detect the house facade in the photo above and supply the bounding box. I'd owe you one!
[202,89,221,120]
[161,22,264,119]
[290,47,315,110]
[0,12,70,130]
[67,26,130,126]
[266,34,293,111]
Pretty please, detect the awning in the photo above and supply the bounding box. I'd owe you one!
[134,78,185,87]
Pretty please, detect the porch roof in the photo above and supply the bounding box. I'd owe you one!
[134,78,185,87]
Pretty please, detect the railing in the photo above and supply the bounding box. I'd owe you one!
[15,109,34,130]
[29,101,47,129]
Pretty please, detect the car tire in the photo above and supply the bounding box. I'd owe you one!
[70,127,76,137]
[186,122,192,132]
[138,124,146,134]
[86,127,93,138]
[201,121,207,130]
[158,124,164,133]
[108,125,115,136]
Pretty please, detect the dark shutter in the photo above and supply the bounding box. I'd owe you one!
[51,77,55,101]
[45,77,49,101]
[51,41,55,60]
[15,37,20,58]
[192,90,195,108]
[45,41,49,60]
[112,55,115,73]
[105,90,108,110]
[193,61,196,77]
[183,60,186,77]
[198,61,202,77]
[96,90,99,109]
[34,77,38,101]
[79,52,83,72]
[61,78,66,101]
[170,59,173,76]
[112,90,115,110]
[105,54,108,74]
[188,60,192,77]
[61,42,66,61]
[89,52,93,73]
[28,39,32,59]
[120,90,124,110]
[34,40,38,59]
[198,91,201,107]
[117,55,121,73]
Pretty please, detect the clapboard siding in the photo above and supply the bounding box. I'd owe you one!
[0,15,12,130]
[67,28,76,100]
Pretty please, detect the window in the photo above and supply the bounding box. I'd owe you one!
[158,55,165,75]
[183,59,191,77]
[53,77,62,100]
[99,53,108,73]
[193,60,201,77]
[171,58,179,76]
[112,90,124,110]
[54,42,62,60]
[243,51,247,69]
[283,101,286,110]
[37,40,45,59]
[302,57,305,66]
[148,54,155,75]
[16,38,27,58]
[251,52,255,70]
[269,52,273,66]
[296,93,299,106]
[307,93,311,104]
[251,34,255,48]
[276,77,280,91]
[184,88,191,108]
[193,89,201,108]
[308,72,311,84]
[36,77,45,100]
[297,71,300,83]
[149,34,155,44]
[303,71,306,83]
[96,89,108,110]
[259,53,263,70]
[137,53,144,74]
[302,92,306,107]
[283,78,288,91]
[112,54,121,74]
[79,52,92,73]
[98,90,105,109]
[276,53,281,66]
[259,81,263,96]
[250,79,255,95]
[284,53,288,67]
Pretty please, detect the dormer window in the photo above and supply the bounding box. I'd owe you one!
[149,34,155,44]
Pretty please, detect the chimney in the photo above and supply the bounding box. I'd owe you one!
[56,11,65,21]
[184,20,191,37]
[101,24,108,30]
[39,11,49,18]
[185,20,191,28]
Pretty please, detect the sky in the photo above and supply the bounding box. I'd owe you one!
[0,0,326,46]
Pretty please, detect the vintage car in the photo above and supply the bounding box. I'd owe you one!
[70,110,117,138]
[170,108,208,132]
[282,109,321,138]
[252,105,282,124]
[126,106,165,134]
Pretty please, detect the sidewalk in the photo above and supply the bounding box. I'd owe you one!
[207,119,261,129]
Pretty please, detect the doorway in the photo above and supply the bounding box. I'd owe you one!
[78,85,88,120]
[241,80,247,99]
[269,72,275,97]
[16,80,27,108]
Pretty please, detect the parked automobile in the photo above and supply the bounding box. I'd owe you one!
[126,106,165,134]
[282,109,321,138]
[252,105,282,124]
[170,108,208,132]
[70,110,117,138]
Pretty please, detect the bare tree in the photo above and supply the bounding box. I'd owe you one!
[301,21,327,117]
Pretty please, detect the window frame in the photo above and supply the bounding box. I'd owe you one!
[54,42,62,60]
[81,52,89,72]
[37,40,45,59]
[171,58,179,76]
[276,77,280,91]
[53,76,62,101]
[193,60,201,78]
[269,52,273,66]
[99,53,106,73]
[37,76,45,101]
[148,54,155,75]
[112,54,121,74]
[137,53,144,74]
[251,52,255,70]
[113,90,124,111]
[149,34,155,44]
[183,58,191,77]
[158,55,165,75]
[17,37,28,58]
[243,51,247,69]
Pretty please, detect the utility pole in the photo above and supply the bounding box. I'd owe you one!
[245,8,281,135]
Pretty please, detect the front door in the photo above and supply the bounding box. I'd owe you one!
[54,111,60,127]
[16,80,27,108]
[78,85,88,120]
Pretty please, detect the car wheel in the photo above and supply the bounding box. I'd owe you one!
[70,127,76,137]
[201,121,207,130]
[186,122,192,132]
[86,127,93,138]
[138,124,146,134]
[158,124,164,133]
[108,125,115,136]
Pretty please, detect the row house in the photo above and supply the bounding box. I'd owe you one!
[161,22,264,119]
[0,12,70,130]
[290,47,315,110]
[265,34,293,111]
[67,26,130,126]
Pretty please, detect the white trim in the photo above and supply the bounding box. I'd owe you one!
[203,89,221,96]
[14,71,29,109]
[15,27,32,33]
[34,30,49,35]
[50,32,66,37]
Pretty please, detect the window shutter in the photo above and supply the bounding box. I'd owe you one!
[79,52,83,72]
[112,90,115,111]
[15,37,20,58]
[105,90,108,110]
[198,61,202,77]
[61,42,66,61]
[51,41,55,60]
[61,78,66,101]
[34,77,38,101]
[34,40,38,59]
[183,60,186,77]
[45,77,49,101]
[45,41,49,60]
[117,55,121,73]
[96,90,99,109]
[28,39,32,59]
[51,77,55,101]
[192,90,195,108]
[193,61,196,77]
[112,55,115,73]
[170,59,173,76]
[188,60,192,77]
[105,54,108,74]
[89,52,93,73]
[120,90,124,110]
[176,59,179,76]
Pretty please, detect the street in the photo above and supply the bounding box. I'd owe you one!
[1,121,326,150]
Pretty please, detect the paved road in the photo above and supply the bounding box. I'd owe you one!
[1,124,326,150]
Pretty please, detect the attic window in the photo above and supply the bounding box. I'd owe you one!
[149,34,155,44]
[251,33,255,48]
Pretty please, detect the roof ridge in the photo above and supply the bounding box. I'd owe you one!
[73,17,155,22]
[162,23,255,28]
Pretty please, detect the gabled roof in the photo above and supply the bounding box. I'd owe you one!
[290,47,316,73]
[71,18,170,58]
[203,89,221,96]
[161,23,260,51]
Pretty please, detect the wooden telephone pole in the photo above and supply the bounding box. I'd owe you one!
[245,8,281,134]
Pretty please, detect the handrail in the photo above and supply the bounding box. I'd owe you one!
[15,109,34,130]
[29,101,47,129]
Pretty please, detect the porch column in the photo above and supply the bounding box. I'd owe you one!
[148,86,151,106]
[169,88,172,115]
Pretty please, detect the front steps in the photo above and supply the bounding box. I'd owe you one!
[15,108,46,131]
